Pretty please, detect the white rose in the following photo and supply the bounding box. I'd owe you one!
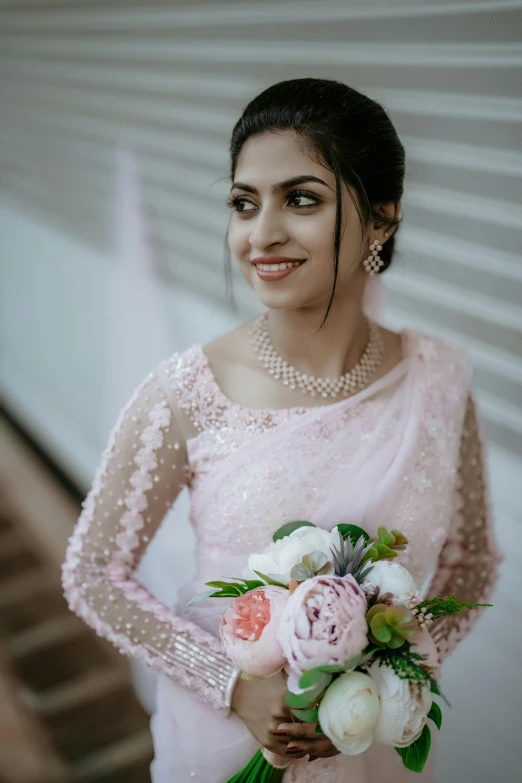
[245,526,340,586]
[318,671,380,755]
[365,561,418,599]
[370,661,432,747]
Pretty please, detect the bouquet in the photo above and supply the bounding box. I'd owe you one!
[189,520,492,781]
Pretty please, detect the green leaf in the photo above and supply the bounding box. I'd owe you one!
[428,701,442,730]
[374,543,398,560]
[238,579,265,591]
[185,589,219,606]
[316,664,345,673]
[284,690,318,709]
[298,669,331,691]
[344,654,363,671]
[335,524,369,545]
[213,587,244,598]
[430,678,441,696]
[365,646,387,657]
[387,633,407,649]
[206,580,246,591]
[395,725,431,773]
[291,707,320,723]
[371,615,392,643]
[252,571,288,588]
[302,551,329,572]
[289,563,312,581]
[272,520,316,542]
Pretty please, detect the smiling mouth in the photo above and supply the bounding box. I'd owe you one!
[254,260,306,271]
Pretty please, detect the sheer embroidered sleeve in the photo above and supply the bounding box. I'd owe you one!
[61,359,240,715]
[428,391,504,663]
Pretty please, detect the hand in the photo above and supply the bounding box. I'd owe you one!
[231,671,291,755]
[274,720,341,762]
[231,672,340,761]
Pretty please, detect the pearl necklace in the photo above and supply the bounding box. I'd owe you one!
[248,312,384,399]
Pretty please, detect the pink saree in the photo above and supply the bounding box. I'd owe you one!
[147,323,501,782]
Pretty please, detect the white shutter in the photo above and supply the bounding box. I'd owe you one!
[0,0,520,456]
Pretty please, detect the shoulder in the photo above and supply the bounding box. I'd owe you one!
[406,327,473,383]
[151,319,252,400]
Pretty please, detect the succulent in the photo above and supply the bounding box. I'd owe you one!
[362,527,409,564]
[330,534,376,584]
[289,551,335,582]
[366,603,418,649]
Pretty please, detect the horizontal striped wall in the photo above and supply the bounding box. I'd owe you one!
[0,0,521,457]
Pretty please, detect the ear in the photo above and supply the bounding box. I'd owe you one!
[372,200,401,242]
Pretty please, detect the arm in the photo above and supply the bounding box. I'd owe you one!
[428,391,504,663]
[61,361,240,714]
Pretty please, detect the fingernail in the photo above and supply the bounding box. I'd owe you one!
[286,745,300,754]
[273,730,288,736]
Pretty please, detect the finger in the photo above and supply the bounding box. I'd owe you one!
[309,748,341,761]
[276,722,321,739]
[286,739,339,757]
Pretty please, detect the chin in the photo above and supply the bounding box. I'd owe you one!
[251,285,305,311]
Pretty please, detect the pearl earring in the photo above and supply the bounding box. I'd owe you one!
[363,238,385,276]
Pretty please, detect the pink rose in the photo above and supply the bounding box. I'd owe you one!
[219,586,288,677]
[410,628,441,680]
[277,575,368,680]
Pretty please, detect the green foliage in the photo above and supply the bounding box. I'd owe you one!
[225,749,286,782]
[289,551,334,582]
[395,724,431,773]
[285,683,325,709]
[291,707,320,723]
[416,592,493,620]
[362,526,408,564]
[252,571,289,588]
[376,644,433,695]
[428,701,442,730]
[366,604,417,649]
[343,646,386,672]
[298,668,333,690]
[335,524,370,545]
[272,520,316,542]
[285,669,333,716]
[186,577,267,605]
[314,663,346,673]
[430,678,440,696]
[330,533,375,583]
[186,589,222,606]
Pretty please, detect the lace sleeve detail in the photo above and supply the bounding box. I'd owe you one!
[61,360,240,715]
[428,391,504,663]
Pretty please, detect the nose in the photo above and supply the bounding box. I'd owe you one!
[248,205,289,249]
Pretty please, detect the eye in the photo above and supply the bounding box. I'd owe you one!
[226,196,256,212]
[226,189,322,213]
[287,190,322,207]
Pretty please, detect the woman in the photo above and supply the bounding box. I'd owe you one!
[61,78,503,782]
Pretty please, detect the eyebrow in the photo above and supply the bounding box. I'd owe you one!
[230,175,333,195]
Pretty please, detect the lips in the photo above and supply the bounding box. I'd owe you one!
[250,256,306,265]
[253,261,305,282]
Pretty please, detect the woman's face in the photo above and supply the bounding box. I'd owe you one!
[227,130,370,313]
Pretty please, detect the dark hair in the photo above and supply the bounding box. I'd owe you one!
[224,77,405,329]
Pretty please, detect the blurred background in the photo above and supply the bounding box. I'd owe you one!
[0,1,520,781]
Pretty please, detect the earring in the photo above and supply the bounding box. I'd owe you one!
[363,239,384,276]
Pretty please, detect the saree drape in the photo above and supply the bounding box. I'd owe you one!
[150,326,471,782]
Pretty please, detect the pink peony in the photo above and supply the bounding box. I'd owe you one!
[277,575,368,680]
[219,586,289,677]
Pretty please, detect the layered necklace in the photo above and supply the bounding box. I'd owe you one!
[248,311,384,400]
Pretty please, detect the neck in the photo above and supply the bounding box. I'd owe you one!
[264,298,370,379]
